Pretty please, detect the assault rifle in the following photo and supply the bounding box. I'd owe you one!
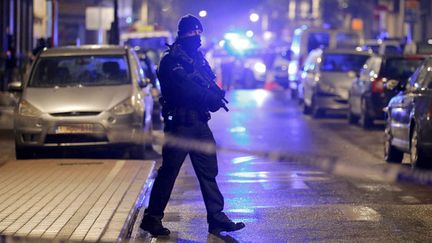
[168,43,229,112]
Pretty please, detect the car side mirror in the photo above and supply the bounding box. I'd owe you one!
[8,81,23,92]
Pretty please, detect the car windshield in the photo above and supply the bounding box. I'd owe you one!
[381,57,423,80]
[320,53,369,72]
[29,55,130,87]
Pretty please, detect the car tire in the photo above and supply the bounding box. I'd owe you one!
[410,126,429,169]
[359,99,373,129]
[384,126,403,163]
[15,145,34,160]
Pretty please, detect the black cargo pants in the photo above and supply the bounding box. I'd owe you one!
[144,114,227,224]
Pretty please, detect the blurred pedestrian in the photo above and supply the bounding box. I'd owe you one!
[139,14,245,236]
[32,38,47,58]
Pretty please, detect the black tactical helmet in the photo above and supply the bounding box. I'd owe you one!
[177,14,203,37]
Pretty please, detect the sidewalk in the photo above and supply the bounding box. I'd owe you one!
[0,158,155,242]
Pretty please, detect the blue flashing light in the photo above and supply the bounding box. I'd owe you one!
[224,32,241,40]
[223,31,256,56]
[230,38,251,51]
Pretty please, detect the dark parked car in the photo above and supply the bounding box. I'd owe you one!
[347,54,424,128]
[384,57,432,168]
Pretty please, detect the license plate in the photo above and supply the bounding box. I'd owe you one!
[55,124,97,134]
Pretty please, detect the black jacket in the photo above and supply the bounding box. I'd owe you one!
[157,45,222,116]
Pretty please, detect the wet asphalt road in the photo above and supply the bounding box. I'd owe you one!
[2,90,432,242]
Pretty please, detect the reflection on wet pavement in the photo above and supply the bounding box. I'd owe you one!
[338,206,382,221]
[151,91,432,242]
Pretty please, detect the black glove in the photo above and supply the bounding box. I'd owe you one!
[204,90,224,112]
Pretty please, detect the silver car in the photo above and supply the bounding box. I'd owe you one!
[300,48,371,118]
[14,45,153,159]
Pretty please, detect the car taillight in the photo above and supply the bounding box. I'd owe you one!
[372,77,384,93]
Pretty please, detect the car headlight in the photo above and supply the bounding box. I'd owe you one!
[110,99,134,115]
[254,62,266,74]
[18,100,42,117]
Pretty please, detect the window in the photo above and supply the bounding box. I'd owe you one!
[413,59,432,89]
[381,57,423,82]
[320,53,369,72]
[29,55,130,87]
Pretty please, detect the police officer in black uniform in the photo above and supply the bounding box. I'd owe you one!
[139,15,245,236]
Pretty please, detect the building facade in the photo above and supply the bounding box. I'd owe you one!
[0,0,34,90]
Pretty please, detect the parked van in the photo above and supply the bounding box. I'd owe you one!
[288,26,364,97]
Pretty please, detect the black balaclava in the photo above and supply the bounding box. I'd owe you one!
[176,15,203,53]
[178,35,201,52]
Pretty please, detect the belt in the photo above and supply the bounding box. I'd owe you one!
[164,107,210,125]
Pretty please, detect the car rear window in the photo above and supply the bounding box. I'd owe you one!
[29,55,130,87]
[380,57,423,80]
[320,53,369,72]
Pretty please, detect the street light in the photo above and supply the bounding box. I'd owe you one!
[199,10,207,18]
[249,13,259,22]
[263,31,273,41]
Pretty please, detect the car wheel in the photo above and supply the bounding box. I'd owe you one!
[359,99,373,128]
[384,126,403,163]
[15,145,34,160]
[410,127,429,169]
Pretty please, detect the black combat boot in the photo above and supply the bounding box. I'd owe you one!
[208,220,245,235]
[140,214,171,236]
